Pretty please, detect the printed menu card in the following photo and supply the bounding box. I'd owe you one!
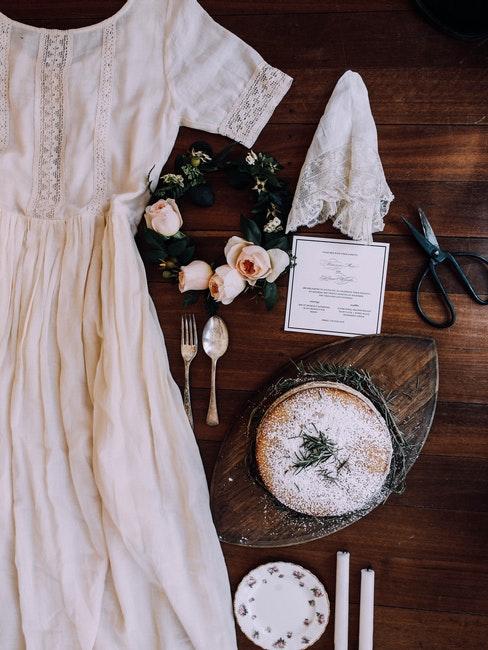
[284,236,389,337]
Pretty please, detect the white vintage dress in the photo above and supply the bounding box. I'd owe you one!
[0,0,292,647]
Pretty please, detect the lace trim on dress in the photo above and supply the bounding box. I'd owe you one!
[0,21,11,151]
[286,144,394,244]
[29,31,73,220]
[89,23,116,215]
[218,62,292,149]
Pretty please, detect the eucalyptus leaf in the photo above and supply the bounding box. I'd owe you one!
[143,228,170,251]
[189,183,215,207]
[213,142,237,166]
[240,216,262,245]
[182,290,200,307]
[167,238,189,257]
[143,249,167,264]
[153,186,179,200]
[174,154,186,173]
[263,233,289,251]
[178,244,195,265]
[263,281,278,310]
[205,293,219,315]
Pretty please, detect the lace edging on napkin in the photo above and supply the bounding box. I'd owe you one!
[285,143,394,244]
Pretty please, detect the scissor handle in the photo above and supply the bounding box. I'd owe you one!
[447,252,488,305]
[415,262,456,328]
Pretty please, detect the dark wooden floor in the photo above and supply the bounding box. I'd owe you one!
[5,1,488,648]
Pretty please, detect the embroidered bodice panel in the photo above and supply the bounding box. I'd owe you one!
[0,0,292,224]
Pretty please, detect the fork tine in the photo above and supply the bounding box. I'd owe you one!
[186,314,192,346]
[181,315,185,345]
[192,314,197,348]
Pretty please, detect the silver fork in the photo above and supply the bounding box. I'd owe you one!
[180,314,198,428]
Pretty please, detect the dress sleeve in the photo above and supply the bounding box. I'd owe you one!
[164,0,293,148]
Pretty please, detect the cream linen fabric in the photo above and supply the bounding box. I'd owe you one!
[285,70,393,243]
[0,0,292,648]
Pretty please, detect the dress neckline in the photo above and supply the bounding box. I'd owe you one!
[0,0,134,35]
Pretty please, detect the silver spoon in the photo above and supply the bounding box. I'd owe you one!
[202,316,229,426]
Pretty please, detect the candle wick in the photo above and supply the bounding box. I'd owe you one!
[366,565,374,572]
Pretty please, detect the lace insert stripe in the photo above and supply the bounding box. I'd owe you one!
[0,21,11,151]
[30,31,73,219]
[218,62,292,149]
[90,23,116,212]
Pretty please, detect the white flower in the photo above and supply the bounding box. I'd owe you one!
[224,236,290,285]
[191,148,211,162]
[178,260,213,292]
[144,198,183,237]
[160,173,184,187]
[208,265,246,305]
[246,150,258,165]
[263,217,283,233]
[252,178,267,193]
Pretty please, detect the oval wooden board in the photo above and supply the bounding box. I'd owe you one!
[210,334,438,547]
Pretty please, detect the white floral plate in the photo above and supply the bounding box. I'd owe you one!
[234,561,330,649]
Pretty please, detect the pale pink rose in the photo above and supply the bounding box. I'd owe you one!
[178,260,213,292]
[224,235,290,285]
[144,198,183,236]
[235,245,272,285]
[208,264,246,305]
[266,248,290,283]
[224,236,253,268]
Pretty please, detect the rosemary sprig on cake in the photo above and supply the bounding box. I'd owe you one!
[291,424,348,482]
[267,361,410,493]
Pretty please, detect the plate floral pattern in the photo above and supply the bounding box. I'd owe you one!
[234,561,330,649]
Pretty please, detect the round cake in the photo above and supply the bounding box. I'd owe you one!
[255,382,393,517]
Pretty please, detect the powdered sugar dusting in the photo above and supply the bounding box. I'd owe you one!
[256,382,393,517]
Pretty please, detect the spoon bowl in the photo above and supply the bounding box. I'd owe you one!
[202,316,229,426]
[202,316,229,359]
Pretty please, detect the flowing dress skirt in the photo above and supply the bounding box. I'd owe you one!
[0,202,237,650]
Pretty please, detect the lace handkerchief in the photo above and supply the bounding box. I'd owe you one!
[286,70,394,243]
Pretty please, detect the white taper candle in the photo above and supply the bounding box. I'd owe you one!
[358,567,375,650]
[334,550,350,650]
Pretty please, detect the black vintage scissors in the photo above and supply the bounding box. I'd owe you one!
[402,208,488,328]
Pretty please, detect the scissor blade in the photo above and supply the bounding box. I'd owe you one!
[418,208,440,248]
[402,217,439,256]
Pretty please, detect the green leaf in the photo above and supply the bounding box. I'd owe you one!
[143,249,167,264]
[143,227,169,250]
[153,186,179,200]
[167,238,190,257]
[212,142,237,166]
[188,183,215,207]
[178,244,195,266]
[263,233,289,252]
[174,154,188,173]
[182,290,200,307]
[240,216,262,245]
[263,281,278,310]
[205,292,220,315]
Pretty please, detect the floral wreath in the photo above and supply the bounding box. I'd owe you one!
[136,141,292,312]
